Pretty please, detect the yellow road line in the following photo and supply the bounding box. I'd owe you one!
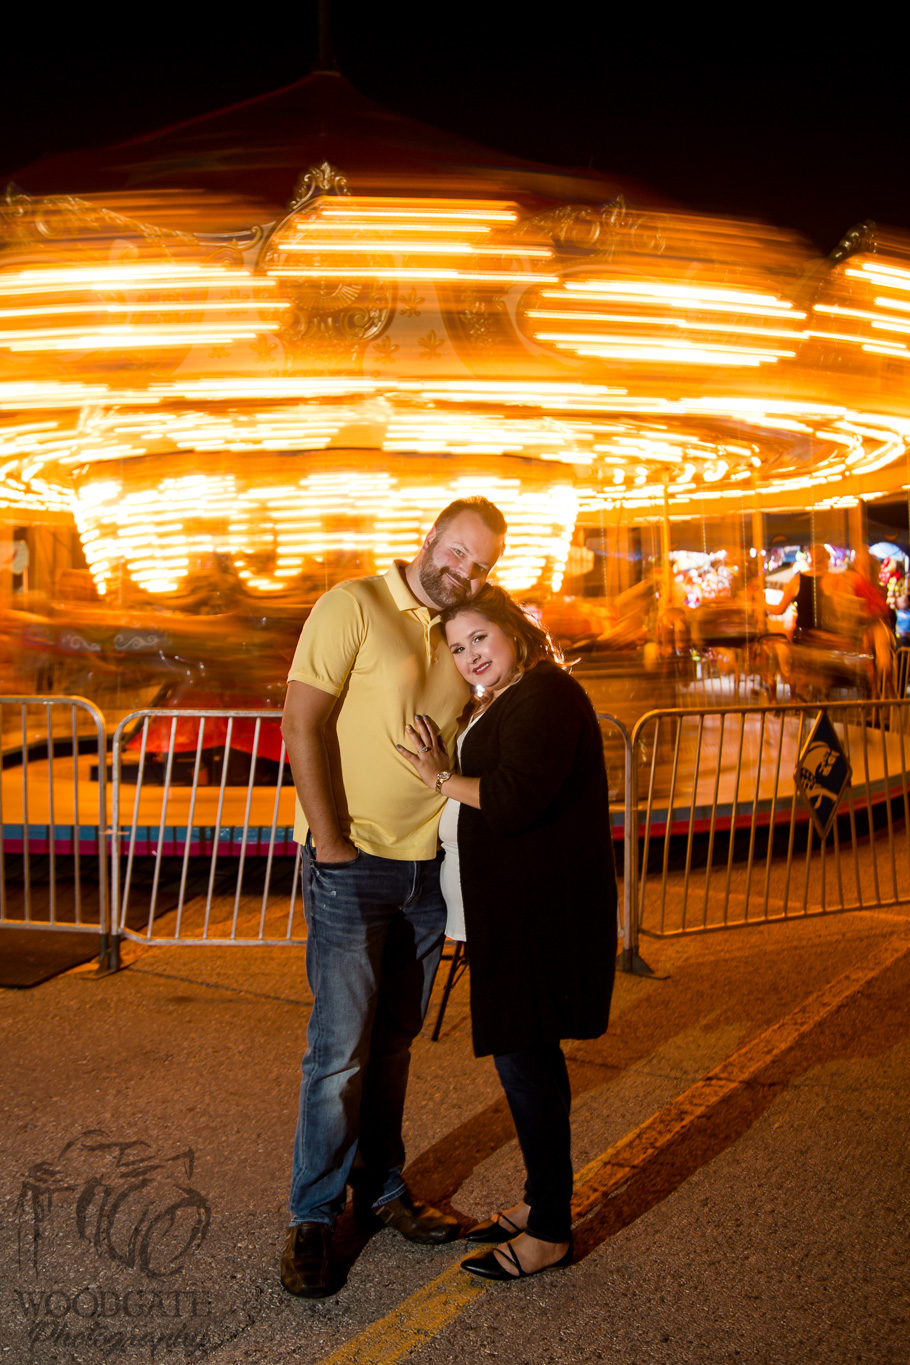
[319,929,910,1365]
[319,1260,491,1365]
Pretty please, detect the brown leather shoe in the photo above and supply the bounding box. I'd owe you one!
[373,1193,459,1244]
[280,1222,334,1298]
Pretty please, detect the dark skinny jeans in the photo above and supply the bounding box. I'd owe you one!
[493,1041,573,1244]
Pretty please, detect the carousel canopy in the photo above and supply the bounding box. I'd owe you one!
[8,71,643,229]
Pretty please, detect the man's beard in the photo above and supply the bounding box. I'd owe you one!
[417,552,471,609]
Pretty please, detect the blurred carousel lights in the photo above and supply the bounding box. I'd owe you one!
[262,195,557,287]
[0,262,287,352]
[73,470,578,597]
[527,278,806,367]
[4,178,910,593]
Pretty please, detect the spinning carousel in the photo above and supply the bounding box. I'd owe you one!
[3,68,910,725]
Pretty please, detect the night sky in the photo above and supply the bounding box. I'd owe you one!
[1,8,908,254]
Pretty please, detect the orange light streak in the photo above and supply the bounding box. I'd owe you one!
[527,309,804,340]
[267,267,559,283]
[277,241,551,258]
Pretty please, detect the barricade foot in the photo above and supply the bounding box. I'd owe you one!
[621,947,668,978]
[91,934,122,977]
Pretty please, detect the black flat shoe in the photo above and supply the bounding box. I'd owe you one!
[463,1211,523,1244]
[460,1238,572,1281]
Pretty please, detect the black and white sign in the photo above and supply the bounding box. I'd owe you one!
[794,710,852,840]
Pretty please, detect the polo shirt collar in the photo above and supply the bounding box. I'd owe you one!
[385,561,440,623]
[386,561,444,660]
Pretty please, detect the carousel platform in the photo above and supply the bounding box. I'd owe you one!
[629,712,909,836]
[2,712,907,855]
[0,751,299,857]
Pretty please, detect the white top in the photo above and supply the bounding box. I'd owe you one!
[438,710,485,941]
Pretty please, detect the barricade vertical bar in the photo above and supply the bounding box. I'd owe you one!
[700,712,727,928]
[261,741,287,938]
[656,715,684,934]
[632,718,648,930]
[839,721,864,908]
[801,818,814,914]
[858,720,881,904]
[204,715,233,937]
[742,709,768,920]
[92,701,111,969]
[110,716,121,948]
[147,716,177,934]
[176,717,207,939]
[878,713,898,901]
[232,717,261,938]
[45,708,56,925]
[71,704,82,925]
[636,716,659,931]
[723,711,748,920]
[897,708,910,876]
[831,806,845,908]
[21,703,30,921]
[287,842,303,937]
[761,713,786,921]
[680,713,706,931]
[780,712,806,916]
[121,717,149,931]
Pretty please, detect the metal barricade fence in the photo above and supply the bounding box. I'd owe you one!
[629,696,910,945]
[896,646,910,699]
[110,709,304,959]
[108,706,637,968]
[11,695,910,971]
[0,695,109,956]
[596,713,635,968]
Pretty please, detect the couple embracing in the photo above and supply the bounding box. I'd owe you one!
[279,497,617,1298]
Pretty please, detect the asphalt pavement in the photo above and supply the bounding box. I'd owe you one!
[2,905,909,1364]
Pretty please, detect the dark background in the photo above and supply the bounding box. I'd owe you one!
[1,6,908,254]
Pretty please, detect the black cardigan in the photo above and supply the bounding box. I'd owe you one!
[457,660,618,1057]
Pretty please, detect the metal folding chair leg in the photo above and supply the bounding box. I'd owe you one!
[431,940,468,1041]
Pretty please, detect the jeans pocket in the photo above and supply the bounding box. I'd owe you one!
[309,849,364,908]
[311,850,362,871]
[305,831,361,871]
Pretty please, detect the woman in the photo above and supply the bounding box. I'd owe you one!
[397,584,617,1281]
[767,543,838,642]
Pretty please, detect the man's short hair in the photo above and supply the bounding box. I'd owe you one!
[432,496,507,539]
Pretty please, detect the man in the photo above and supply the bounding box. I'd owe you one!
[279,496,507,1298]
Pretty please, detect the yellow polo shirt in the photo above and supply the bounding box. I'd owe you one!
[287,562,469,860]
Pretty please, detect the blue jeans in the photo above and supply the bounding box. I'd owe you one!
[494,1043,573,1243]
[289,842,446,1228]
